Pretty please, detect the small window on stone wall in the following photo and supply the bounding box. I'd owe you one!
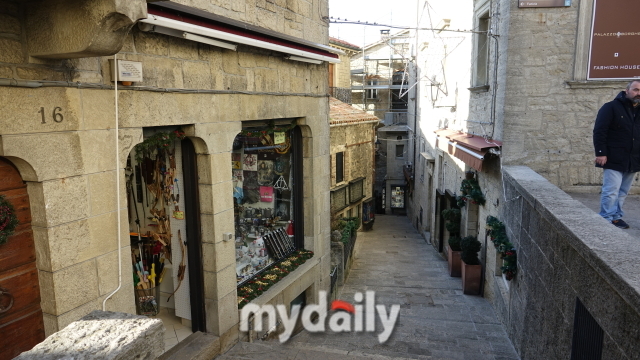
[473,13,490,86]
[336,151,344,183]
[396,145,404,158]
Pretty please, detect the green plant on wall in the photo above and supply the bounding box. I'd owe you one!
[338,217,360,245]
[441,208,462,251]
[458,177,486,207]
[486,216,517,280]
[460,235,482,265]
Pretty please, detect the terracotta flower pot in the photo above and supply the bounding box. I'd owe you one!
[447,246,461,277]
[462,260,482,295]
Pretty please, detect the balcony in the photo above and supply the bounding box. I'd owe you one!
[330,87,352,104]
[384,112,408,125]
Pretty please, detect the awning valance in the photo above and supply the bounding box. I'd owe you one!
[434,129,501,171]
[141,4,341,64]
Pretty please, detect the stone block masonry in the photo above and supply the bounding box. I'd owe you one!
[493,166,640,359]
[15,310,164,360]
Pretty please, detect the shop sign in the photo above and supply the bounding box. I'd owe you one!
[518,0,570,8]
[588,0,640,80]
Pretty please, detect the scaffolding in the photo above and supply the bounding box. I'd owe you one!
[350,30,413,125]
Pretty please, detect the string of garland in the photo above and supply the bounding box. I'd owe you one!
[486,216,517,280]
[0,195,19,246]
[134,129,186,163]
[237,249,313,309]
[239,122,297,137]
[457,178,486,207]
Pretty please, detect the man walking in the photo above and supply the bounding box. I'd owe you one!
[593,80,640,229]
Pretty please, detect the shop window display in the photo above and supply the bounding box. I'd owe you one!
[233,124,298,285]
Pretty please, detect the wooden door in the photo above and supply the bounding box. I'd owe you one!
[0,157,44,359]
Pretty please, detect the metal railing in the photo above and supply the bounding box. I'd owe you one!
[330,87,352,104]
[384,111,408,125]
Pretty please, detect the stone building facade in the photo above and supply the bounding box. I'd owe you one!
[0,0,336,357]
[329,97,378,224]
[328,37,360,104]
[409,0,640,358]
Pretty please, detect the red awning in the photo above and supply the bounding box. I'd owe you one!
[146,4,340,61]
[434,129,501,171]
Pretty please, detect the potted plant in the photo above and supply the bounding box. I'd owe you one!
[460,235,482,295]
[441,208,462,277]
[447,236,462,277]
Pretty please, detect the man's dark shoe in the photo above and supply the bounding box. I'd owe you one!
[612,219,630,229]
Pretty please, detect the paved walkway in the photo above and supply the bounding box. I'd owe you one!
[217,215,520,360]
[568,193,640,238]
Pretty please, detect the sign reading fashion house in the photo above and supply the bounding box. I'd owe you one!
[588,0,640,80]
[518,0,570,8]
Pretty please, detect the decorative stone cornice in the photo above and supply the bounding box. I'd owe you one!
[26,0,147,59]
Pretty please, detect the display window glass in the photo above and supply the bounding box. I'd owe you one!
[390,185,405,208]
[233,125,298,285]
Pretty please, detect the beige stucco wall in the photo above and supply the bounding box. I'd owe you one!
[0,0,330,349]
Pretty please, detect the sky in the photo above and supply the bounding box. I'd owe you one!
[328,0,420,48]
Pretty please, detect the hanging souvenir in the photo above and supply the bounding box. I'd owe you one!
[257,160,274,186]
[243,171,259,189]
[273,132,285,144]
[273,175,289,191]
[260,186,274,202]
[243,154,258,171]
[172,179,184,220]
[274,157,288,175]
[233,170,244,182]
[232,153,242,169]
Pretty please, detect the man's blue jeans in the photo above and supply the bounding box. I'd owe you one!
[599,169,635,221]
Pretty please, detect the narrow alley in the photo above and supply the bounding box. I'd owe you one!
[218,215,520,360]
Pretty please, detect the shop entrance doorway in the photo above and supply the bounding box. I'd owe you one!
[125,130,205,349]
[0,157,45,360]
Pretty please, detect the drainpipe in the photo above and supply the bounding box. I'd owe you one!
[103,54,123,310]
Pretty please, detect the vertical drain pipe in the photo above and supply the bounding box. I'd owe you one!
[103,54,123,310]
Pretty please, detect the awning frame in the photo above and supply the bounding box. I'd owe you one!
[140,6,341,64]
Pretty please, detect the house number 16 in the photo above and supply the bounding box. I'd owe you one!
[38,107,64,124]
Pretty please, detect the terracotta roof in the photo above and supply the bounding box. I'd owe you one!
[329,97,380,125]
[329,37,362,52]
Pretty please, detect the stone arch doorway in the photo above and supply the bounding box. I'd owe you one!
[0,157,45,360]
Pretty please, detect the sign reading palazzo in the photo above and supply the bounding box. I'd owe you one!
[588,0,640,80]
[518,0,570,8]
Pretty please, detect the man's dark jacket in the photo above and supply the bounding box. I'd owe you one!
[593,91,640,172]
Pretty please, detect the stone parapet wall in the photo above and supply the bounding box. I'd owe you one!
[490,166,640,359]
[15,310,164,360]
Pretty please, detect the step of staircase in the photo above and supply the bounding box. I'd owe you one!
[158,331,221,360]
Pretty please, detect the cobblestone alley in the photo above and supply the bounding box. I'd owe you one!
[218,215,520,360]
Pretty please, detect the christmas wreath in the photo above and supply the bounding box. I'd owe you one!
[0,195,19,246]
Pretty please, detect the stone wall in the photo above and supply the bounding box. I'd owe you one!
[486,166,640,359]
[0,0,331,351]
[468,0,640,192]
[169,0,328,45]
[330,122,376,220]
[16,310,164,360]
